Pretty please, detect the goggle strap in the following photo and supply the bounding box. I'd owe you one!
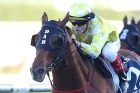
[71,20,88,26]
[69,12,95,21]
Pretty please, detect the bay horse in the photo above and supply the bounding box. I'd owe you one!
[30,12,140,93]
[119,16,140,55]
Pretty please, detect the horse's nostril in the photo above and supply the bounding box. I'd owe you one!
[38,69,45,74]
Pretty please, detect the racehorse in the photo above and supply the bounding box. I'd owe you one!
[30,12,140,93]
[119,16,140,55]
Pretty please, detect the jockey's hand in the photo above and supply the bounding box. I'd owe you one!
[71,34,76,40]
[76,41,82,48]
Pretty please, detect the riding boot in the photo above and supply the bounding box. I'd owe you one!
[110,55,128,93]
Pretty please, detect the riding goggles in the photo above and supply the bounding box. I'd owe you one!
[70,20,88,26]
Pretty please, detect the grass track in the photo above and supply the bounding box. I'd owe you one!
[0,1,139,21]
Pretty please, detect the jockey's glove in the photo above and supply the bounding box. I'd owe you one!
[71,34,76,40]
[76,41,82,48]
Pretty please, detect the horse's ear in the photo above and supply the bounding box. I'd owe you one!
[131,17,136,25]
[137,20,140,31]
[60,12,69,27]
[127,33,139,48]
[58,18,61,21]
[31,34,37,47]
[123,15,128,26]
[42,12,48,25]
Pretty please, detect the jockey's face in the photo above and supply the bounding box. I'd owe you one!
[71,20,88,34]
[74,24,87,34]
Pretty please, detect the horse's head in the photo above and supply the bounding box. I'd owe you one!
[30,12,70,82]
[119,24,140,52]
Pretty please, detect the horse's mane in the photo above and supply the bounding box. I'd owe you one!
[118,49,140,63]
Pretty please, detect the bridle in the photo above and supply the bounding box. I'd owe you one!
[36,22,91,93]
[36,23,68,72]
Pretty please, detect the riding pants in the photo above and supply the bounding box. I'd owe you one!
[102,38,121,62]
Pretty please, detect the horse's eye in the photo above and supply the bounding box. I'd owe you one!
[131,36,138,45]
[50,36,62,48]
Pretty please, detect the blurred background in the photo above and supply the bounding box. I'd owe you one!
[0,0,139,92]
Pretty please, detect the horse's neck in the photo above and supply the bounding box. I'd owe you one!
[118,49,140,63]
[52,42,90,90]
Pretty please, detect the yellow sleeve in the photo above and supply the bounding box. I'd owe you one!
[81,33,106,58]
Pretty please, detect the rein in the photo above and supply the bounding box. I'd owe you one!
[47,60,91,93]
[41,24,68,71]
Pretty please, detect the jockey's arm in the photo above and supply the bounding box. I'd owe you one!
[80,32,107,59]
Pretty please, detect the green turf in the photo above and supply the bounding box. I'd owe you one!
[0,1,139,21]
[0,3,66,21]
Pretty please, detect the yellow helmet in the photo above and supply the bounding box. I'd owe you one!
[69,2,93,21]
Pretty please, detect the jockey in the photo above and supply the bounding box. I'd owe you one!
[67,1,128,92]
